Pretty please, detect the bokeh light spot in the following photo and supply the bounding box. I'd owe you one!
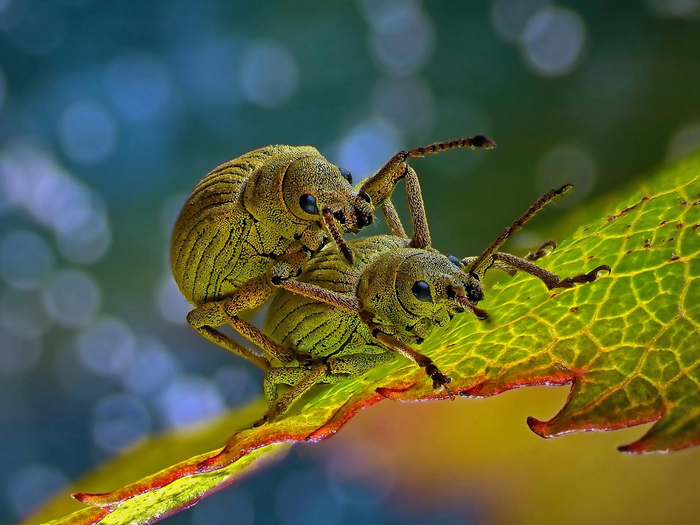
[667,121,700,161]
[122,337,179,397]
[192,486,254,525]
[0,289,53,339]
[56,207,111,265]
[158,375,224,428]
[58,101,117,165]
[239,41,298,109]
[522,7,586,77]
[105,54,172,123]
[214,366,259,407]
[92,393,151,453]
[76,317,136,376]
[0,231,55,290]
[42,269,101,328]
[7,464,67,519]
[646,0,700,18]
[156,274,191,325]
[336,118,401,181]
[371,75,435,134]
[365,0,434,75]
[491,0,551,43]
[274,469,343,525]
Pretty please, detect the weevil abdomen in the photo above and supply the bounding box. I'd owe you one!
[265,235,409,358]
[171,145,308,306]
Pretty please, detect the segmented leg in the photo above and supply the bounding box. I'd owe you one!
[255,352,396,426]
[460,256,517,276]
[187,248,316,366]
[359,137,496,248]
[186,303,270,372]
[525,239,557,261]
[273,282,453,397]
[492,253,611,290]
[467,185,573,278]
[404,166,431,249]
[371,330,454,399]
[381,200,407,238]
[277,280,362,314]
[359,136,496,209]
[461,239,557,277]
[225,315,311,365]
[254,363,328,426]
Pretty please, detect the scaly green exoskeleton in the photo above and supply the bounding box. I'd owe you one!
[170,139,496,371]
[252,185,611,426]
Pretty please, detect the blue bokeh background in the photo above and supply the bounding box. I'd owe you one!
[2,1,700,524]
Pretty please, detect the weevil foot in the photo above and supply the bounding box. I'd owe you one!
[253,409,278,428]
[426,364,453,398]
[525,240,557,261]
[556,265,611,289]
[294,351,316,366]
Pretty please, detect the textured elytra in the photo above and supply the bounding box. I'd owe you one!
[31,153,700,525]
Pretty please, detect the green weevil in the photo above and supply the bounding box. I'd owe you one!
[170,138,495,370]
[253,184,611,426]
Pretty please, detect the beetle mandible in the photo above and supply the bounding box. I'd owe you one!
[170,138,496,370]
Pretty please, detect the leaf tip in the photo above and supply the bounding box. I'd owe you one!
[526,416,556,438]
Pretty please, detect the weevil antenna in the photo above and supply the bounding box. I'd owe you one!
[465,185,573,278]
[321,206,354,264]
[403,135,496,159]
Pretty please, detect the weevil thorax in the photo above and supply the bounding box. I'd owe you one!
[358,249,484,342]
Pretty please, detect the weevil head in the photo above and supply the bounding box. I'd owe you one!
[394,251,484,316]
[358,249,485,343]
[244,148,374,260]
[283,157,373,233]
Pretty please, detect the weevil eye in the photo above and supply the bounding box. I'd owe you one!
[360,192,371,203]
[299,194,319,215]
[412,280,432,302]
[339,167,353,185]
[448,255,463,267]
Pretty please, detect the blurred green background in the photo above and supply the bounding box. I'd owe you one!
[1,0,700,524]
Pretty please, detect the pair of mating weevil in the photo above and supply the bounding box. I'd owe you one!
[170,138,610,427]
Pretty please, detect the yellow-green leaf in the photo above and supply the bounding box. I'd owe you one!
[31,152,700,525]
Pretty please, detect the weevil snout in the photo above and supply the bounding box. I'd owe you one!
[326,193,373,233]
[446,281,488,320]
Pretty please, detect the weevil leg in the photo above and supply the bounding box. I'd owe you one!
[461,256,517,277]
[224,314,313,365]
[466,185,573,278]
[359,137,496,246]
[524,239,557,261]
[186,303,271,372]
[359,136,496,210]
[276,280,363,314]
[404,165,431,249]
[254,363,328,426]
[492,253,611,290]
[327,351,395,375]
[365,324,455,399]
[190,271,309,365]
[381,200,408,238]
[255,352,396,427]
